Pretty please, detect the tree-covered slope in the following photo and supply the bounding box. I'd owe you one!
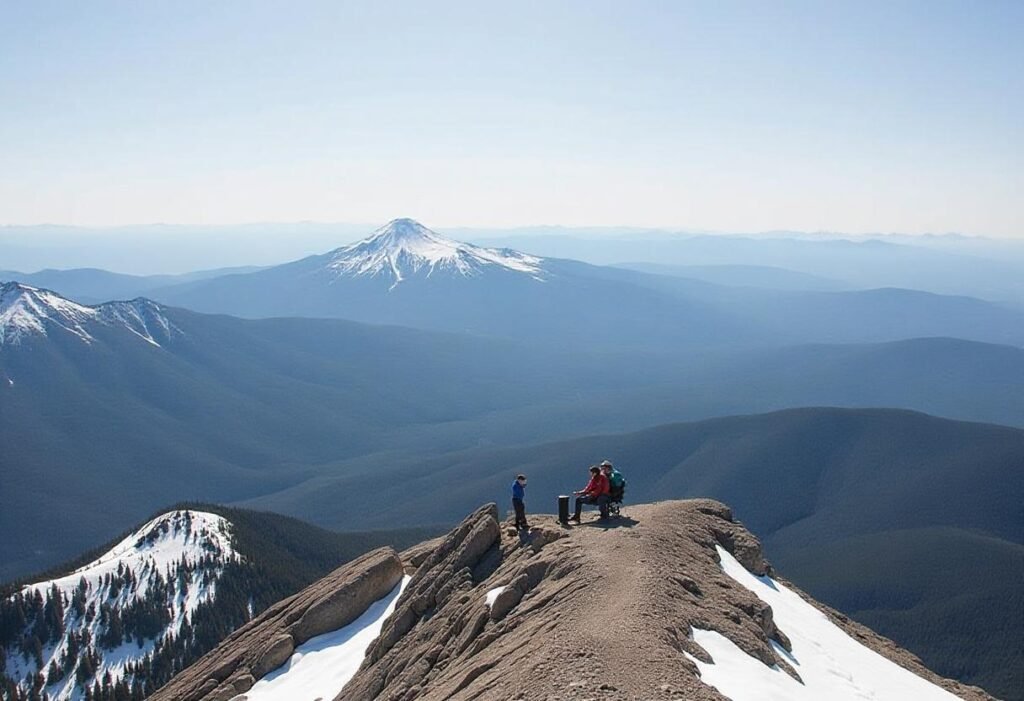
[0,504,436,701]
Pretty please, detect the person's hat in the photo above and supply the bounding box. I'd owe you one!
[589,465,601,473]
[600,460,613,468]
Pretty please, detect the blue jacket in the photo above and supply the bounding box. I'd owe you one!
[511,480,525,501]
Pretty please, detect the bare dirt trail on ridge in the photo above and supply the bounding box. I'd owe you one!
[559,514,694,695]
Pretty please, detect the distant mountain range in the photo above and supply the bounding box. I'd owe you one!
[2,282,1023,581]
[3,234,1022,700]
[0,266,265,306]
[614,262,849,290]
[0,282,179,348]
[3,220,1021,700]
[472,230,1024,305]
[139,219,1024,348]
[5,220,1024,349]
[4,223,1023,304]
[0,281,652,578]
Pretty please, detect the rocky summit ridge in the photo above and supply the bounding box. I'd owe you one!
[153,500,993,701]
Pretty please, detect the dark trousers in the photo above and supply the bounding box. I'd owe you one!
[574,494,609,519]
[512,498,528,530]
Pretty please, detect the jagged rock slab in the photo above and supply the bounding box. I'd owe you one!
[150,548,403,701]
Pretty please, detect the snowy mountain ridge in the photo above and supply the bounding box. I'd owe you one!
[0,282,179,347]
[325,218,545,289]
[2,511,236,701]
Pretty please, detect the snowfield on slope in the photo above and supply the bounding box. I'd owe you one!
[686,545,961,701]
[7,511,236,701]
[241,575,411,701]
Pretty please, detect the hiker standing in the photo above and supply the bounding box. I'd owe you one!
[511,474,529,531]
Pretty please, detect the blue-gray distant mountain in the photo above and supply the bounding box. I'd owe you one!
[148,218,752,349]
[150,219,1024,348]
[614,262,848,291]
[0,280,651,579]
[471,230,1024,305]
[0,265,265,305]
[4,281,1024,582]
[0,282,179,348]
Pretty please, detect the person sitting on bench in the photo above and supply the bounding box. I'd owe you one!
[571,465,611,522]
[600,460,625,502]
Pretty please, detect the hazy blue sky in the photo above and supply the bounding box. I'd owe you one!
[1,1,1021,236]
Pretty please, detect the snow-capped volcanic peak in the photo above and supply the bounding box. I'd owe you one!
[0,282,98,345]
[0,282,179,347]
[7,511,237,701]
[327,218,544,288]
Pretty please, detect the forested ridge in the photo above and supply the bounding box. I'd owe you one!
[0,504,436,701]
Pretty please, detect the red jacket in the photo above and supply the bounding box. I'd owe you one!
[582,473,610,498]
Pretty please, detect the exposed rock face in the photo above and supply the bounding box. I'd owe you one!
[335,499,992,701]
[150,548,404,701]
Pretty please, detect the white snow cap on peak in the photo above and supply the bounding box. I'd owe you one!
[327,218,544,289]
[0,281,179,347]
[0,281,98,346]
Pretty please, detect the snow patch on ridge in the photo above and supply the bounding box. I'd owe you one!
[326,218,544,289]
[484,585,507,608]
[242,575,411,701]
[684,546,960,701]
